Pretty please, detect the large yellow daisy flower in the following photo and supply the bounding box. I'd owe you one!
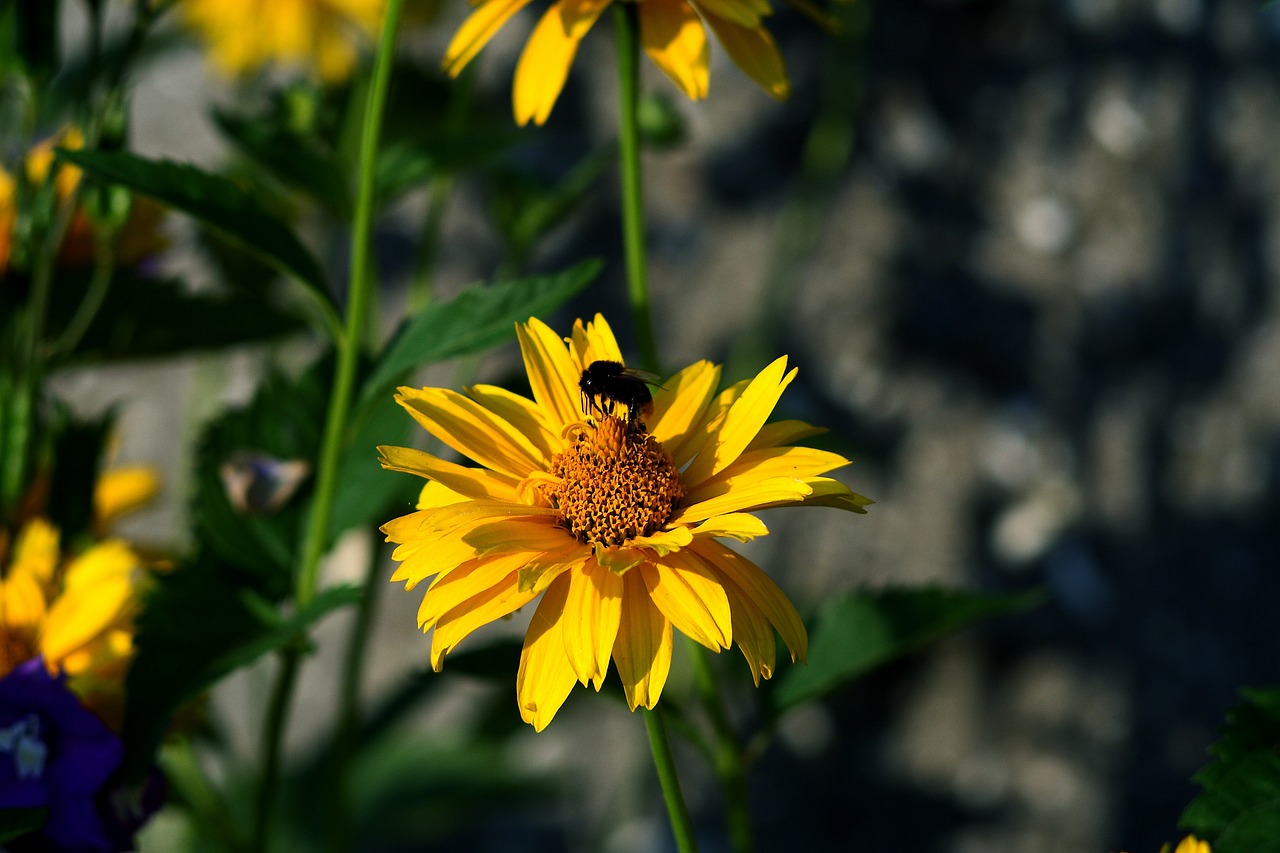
[443,0,790,125]
[183,0,384,82]
[380,315,868,730]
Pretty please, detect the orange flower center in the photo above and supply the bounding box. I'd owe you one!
[548,416,684,547]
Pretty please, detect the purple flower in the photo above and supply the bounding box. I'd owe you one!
[0,659,122,852]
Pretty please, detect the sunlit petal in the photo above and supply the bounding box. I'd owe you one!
[682,356,795,486]
[639,0,710,100]
[517,575,578,730]
[442,0,539,77]
[641,555,731,650]
[612,570,674,710]
[562,559,624,688]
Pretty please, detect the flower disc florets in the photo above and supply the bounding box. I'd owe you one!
[548,416,684,547]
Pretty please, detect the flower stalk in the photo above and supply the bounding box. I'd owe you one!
[251,1,404,849]
[645,708,700,853]
[613,2,658,370]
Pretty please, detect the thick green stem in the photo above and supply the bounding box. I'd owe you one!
[689,645,756,853]
[613,2,657,370]
[251,2,404,849]
[644,708,700,853]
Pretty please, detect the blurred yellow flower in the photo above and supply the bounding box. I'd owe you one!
[1162,837,1211,853]
[0,127,167,274]
[443,0,790,125]
[0,466,159,727]
[183,0,385,82]
[380,315,869,730]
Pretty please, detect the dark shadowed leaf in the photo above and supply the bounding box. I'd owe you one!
[214,110,352,216]
[770,587,1045,715]
[56,149,334,318]
[360,259,601,407]
[1181,688,1280,851]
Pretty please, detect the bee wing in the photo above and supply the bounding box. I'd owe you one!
[619,366,663,388]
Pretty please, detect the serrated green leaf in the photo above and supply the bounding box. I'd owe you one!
[770,587,1045,715]
[0,808,47,843]
[1181,688,1280,850]
[52,272,304,363]
[360,259,601,407]
[55,149,336,325]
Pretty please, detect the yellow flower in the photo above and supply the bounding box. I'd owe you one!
[1161,837,1211,853]
[443,0,790,125]
[182,0,385,82]
[380,315,869,730]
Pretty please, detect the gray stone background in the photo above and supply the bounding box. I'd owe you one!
[57,0,1280,850]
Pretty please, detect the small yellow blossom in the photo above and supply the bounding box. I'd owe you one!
[1162,837,1211,853]
[443,0,790,125]
[380,315,869,730]
[183,0,385,82]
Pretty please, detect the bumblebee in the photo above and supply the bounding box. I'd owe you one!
[579,360,659,429]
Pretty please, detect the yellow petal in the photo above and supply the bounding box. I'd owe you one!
[682,445,851,507]
[516,574,578,730]
[561,559,623,688]
[673,478,812,525]
[744,419,825,452]
[690,0,771,28]
[94,466,161,527]
[379,445,519,502]
[466,384,562,461]
[442,0,538,77]
[417,552,531,630]
[641,554,731,650]
[11,519,59,586]
[464,515,578,556]
[647,360,721,451]
[513,0,611,126]
[1,571,47,634]
[517,318,582,427]
[640,0,710,100]
[682,356,795,486]
[417,480,469,509]
[384,503,558,589]
[568,314,625,376]
[719,569,775,684]
[395,387,546,480]
[431,569,541,670]
[518,546,588,593]
[669,377,750,469]
[612,570,674,711]
[42,542,139,668]
[690,513,768,542]
[766,477,873,514]
[699,9,789,100]
[695,539,806,662]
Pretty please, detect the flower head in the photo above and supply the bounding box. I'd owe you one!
[0,659,124,852]
[380,315,869,730]
[443,0,790,125]
[182,0,385,82]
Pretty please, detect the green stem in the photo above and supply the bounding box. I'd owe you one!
[689,645,756,853]
[612,2,657,370]
[326,542,382,853]
[644,708,700,853]
[51,228,117,357]
[251,646,300,853]
[251,2,404,849]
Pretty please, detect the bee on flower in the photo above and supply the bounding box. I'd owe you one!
[380,315,869,730]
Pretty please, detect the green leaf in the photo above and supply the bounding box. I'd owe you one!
[770,587,1045,715]
[360,259,601,407]
[55,149,335,320]
[122,555,272,782]
[1181,688,1280,851]
[0,808,47,843]
[374,132,519,205]
[214,110,352,217]
[209,584,362,676]
[52,272,304,363]
[327,393,417,544]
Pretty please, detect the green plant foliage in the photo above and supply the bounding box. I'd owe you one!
[43,406,112,542]
[770,586,1045,716]
[359,259,602,406]
[55,149,335,317]
[0,808,47,844]
[51,272,304,363]
[214,110,353,217]
[328,393,416,542]
[1181,688,1280,852]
